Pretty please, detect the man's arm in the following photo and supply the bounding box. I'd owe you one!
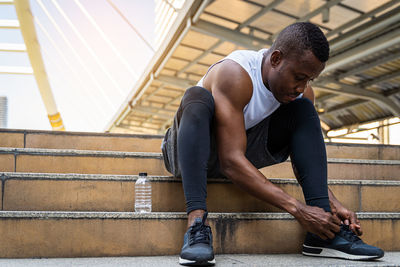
[206,60,340,240]
[294,89,363,236]
[292,162,363,236]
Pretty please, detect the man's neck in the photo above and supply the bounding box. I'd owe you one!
[261,52,271,91]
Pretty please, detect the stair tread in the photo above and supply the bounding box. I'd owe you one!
[3,172,400,185]
[1,128,399,149]
[1,253,399,267]
[0,128,164,138]
[1,147,399,164]
[0,211,399,220]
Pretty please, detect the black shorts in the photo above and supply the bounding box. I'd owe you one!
[161,86,290,178]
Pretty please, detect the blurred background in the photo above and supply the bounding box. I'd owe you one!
[1,0,399,144]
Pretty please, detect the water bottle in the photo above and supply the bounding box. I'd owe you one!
[135,172,152,213]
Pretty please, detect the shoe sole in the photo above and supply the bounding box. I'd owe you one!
[302,244,384,260]
[179,257,215,266]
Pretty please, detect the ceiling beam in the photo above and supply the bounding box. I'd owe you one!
[178,0,282,76]
[268,0,343,42]
[323,28,400,74]
[133,107,173,120]
[329,6,400,51]
[298,0,343,22]
[0,43,26,52]
[316,93,338,103]
[119,123,160,132]
[337,50,400,80]
[177,40,222,75]
[0,0,13,5]
[325,0,399,38]
[323,99,367,114]
[0,19,19,29]
[315,78,400,116]
[0,66,33,75]
[240,0,284,30]
[361,70,400,88]
[191,19,268,50]
[319,86,400,117]
[319,50,400,102]
[139,92,183,127]
[156,74,196,88]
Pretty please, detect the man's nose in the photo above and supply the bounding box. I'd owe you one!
[295,83,307,93]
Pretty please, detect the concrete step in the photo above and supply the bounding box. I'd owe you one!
[0,129,163,152]
[3,173,400,213]
[0,148,399,179]
[3,253,400,267]
[1,128,399,160]
[0,148,168,176]
[325,142,400,161]
[0,211,398,258]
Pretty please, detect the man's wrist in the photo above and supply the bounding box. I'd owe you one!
[284,197,301,217]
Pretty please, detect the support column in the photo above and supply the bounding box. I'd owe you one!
[14,0,65,131]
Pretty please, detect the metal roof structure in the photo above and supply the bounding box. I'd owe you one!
[106,0,400,137]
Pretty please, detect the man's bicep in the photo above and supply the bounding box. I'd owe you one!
[208,59,252,163]
[213,92,247,162]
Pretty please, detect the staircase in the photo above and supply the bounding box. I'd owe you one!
[0,128,399,258]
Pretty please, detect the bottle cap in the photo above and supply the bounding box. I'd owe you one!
[139,172,147,176]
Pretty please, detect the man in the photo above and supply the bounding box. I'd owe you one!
[161,22,384,266]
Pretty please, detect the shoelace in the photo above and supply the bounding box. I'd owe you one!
[341,224,361,243]
[189,212,211,246]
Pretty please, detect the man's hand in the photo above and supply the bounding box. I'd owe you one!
[328,188,362,236]
[331,202,363,236]
[295,201,341,240]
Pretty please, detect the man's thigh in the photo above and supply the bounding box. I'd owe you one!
[161,86,215,178]
[206,114,291,177]
[245,116,291,170]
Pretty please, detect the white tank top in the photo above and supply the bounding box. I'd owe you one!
[198,49,301,130]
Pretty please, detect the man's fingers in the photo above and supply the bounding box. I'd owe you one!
[349,212,359,226]
[329,221,341,233]
[356,227,363,236]
[350,223,363,236]
[349,212,363,235]
[325,230,336,239]
[331,214,341,226]
[317,233,327,240]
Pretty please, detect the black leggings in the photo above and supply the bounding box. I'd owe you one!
[177,87,330,214]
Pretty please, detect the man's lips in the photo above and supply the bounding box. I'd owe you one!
[287,94,298,101]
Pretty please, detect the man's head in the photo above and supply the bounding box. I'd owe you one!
[264,22,329,104]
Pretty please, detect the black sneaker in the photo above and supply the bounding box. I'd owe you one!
[302,224,384,260]
[179,212,215,266]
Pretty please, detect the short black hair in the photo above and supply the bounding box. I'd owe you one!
[269,22,329,62]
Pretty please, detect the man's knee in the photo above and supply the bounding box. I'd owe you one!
[181,86,214,111]
[287,98,318,121]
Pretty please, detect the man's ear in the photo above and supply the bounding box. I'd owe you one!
[270,50,283,67]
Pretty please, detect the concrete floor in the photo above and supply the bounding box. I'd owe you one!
[0,253,399,267]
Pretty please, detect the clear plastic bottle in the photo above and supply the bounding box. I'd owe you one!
[135,172,152,213]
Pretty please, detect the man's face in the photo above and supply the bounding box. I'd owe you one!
[267,49,325,104]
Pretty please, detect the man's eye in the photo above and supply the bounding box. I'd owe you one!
[295,76,304,81]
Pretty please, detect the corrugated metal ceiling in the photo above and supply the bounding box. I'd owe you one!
[107,0,400,135]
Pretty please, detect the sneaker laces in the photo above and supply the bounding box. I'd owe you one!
[341,224,361,243]
[189,212,211,246]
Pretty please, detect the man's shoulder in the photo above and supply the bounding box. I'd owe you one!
[227,49,259,62]
[228,48,268,58]
[207,60,253,108]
